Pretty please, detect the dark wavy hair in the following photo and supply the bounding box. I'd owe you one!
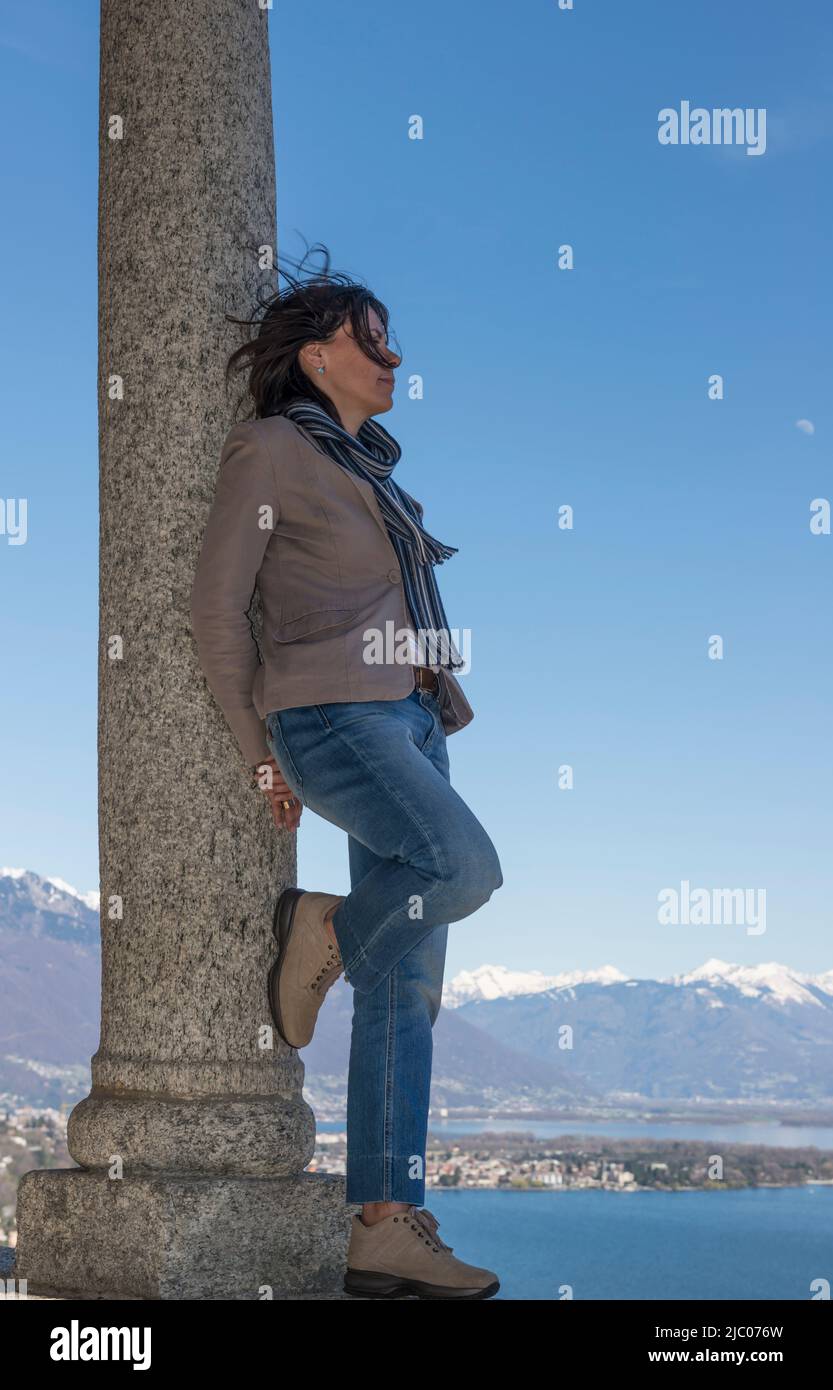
[225,241,399,425]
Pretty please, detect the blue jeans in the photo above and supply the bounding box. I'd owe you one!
[265,686,503,1204]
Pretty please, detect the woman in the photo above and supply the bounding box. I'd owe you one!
[190,252,503,1299]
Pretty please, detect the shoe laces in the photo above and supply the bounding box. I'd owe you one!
[408,1205,453,1254]
[311,940,343,996]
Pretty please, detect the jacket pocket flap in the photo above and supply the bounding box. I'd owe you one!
[273,606,359,642]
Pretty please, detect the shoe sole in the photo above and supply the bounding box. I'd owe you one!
[343,1269,500,1300]
[267,887,306,1049]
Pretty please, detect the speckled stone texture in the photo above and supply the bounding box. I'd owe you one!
[13,1173,354,1300]
[12,0,351,1298]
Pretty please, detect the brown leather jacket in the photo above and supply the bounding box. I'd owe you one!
[190,414,474,767]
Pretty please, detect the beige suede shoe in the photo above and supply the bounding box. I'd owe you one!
[344,1205,500,1300]
[268,888,346,1049]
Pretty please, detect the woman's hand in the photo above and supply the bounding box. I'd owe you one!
[253,754,303,832]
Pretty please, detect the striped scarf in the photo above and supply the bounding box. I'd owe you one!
[276,397,466,671]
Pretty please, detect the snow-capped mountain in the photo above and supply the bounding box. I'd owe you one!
[1,866,99,914]
[430,957,833,1108]
[4,867,833,1111]
[442,957,833,1012]
[0,869,101,1108]
[666,958,833,1009]
[443,962,629,1009]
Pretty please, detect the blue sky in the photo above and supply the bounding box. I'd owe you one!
[1,0,831,982]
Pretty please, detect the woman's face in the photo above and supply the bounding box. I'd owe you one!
[301,307,401,421]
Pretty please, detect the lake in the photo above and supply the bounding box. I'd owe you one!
[420,1186,833,1300]
[318,1116,833,1148]
[424,1117,833,1148]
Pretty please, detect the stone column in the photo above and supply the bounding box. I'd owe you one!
[14,0,348,1299]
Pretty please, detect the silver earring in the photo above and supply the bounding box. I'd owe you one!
[317,366,325,374]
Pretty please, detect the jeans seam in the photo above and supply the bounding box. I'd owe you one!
[382,971,397,1202]
[418,710,438,755]
[312,704,332,732]
[415,690,443,754]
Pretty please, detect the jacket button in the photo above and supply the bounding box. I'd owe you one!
[387,568,400,583]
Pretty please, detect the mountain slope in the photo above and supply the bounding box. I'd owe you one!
[2,869,832,1111]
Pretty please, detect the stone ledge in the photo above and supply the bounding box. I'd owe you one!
[1,1245,372,1299]
[12,1168,352,1300]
